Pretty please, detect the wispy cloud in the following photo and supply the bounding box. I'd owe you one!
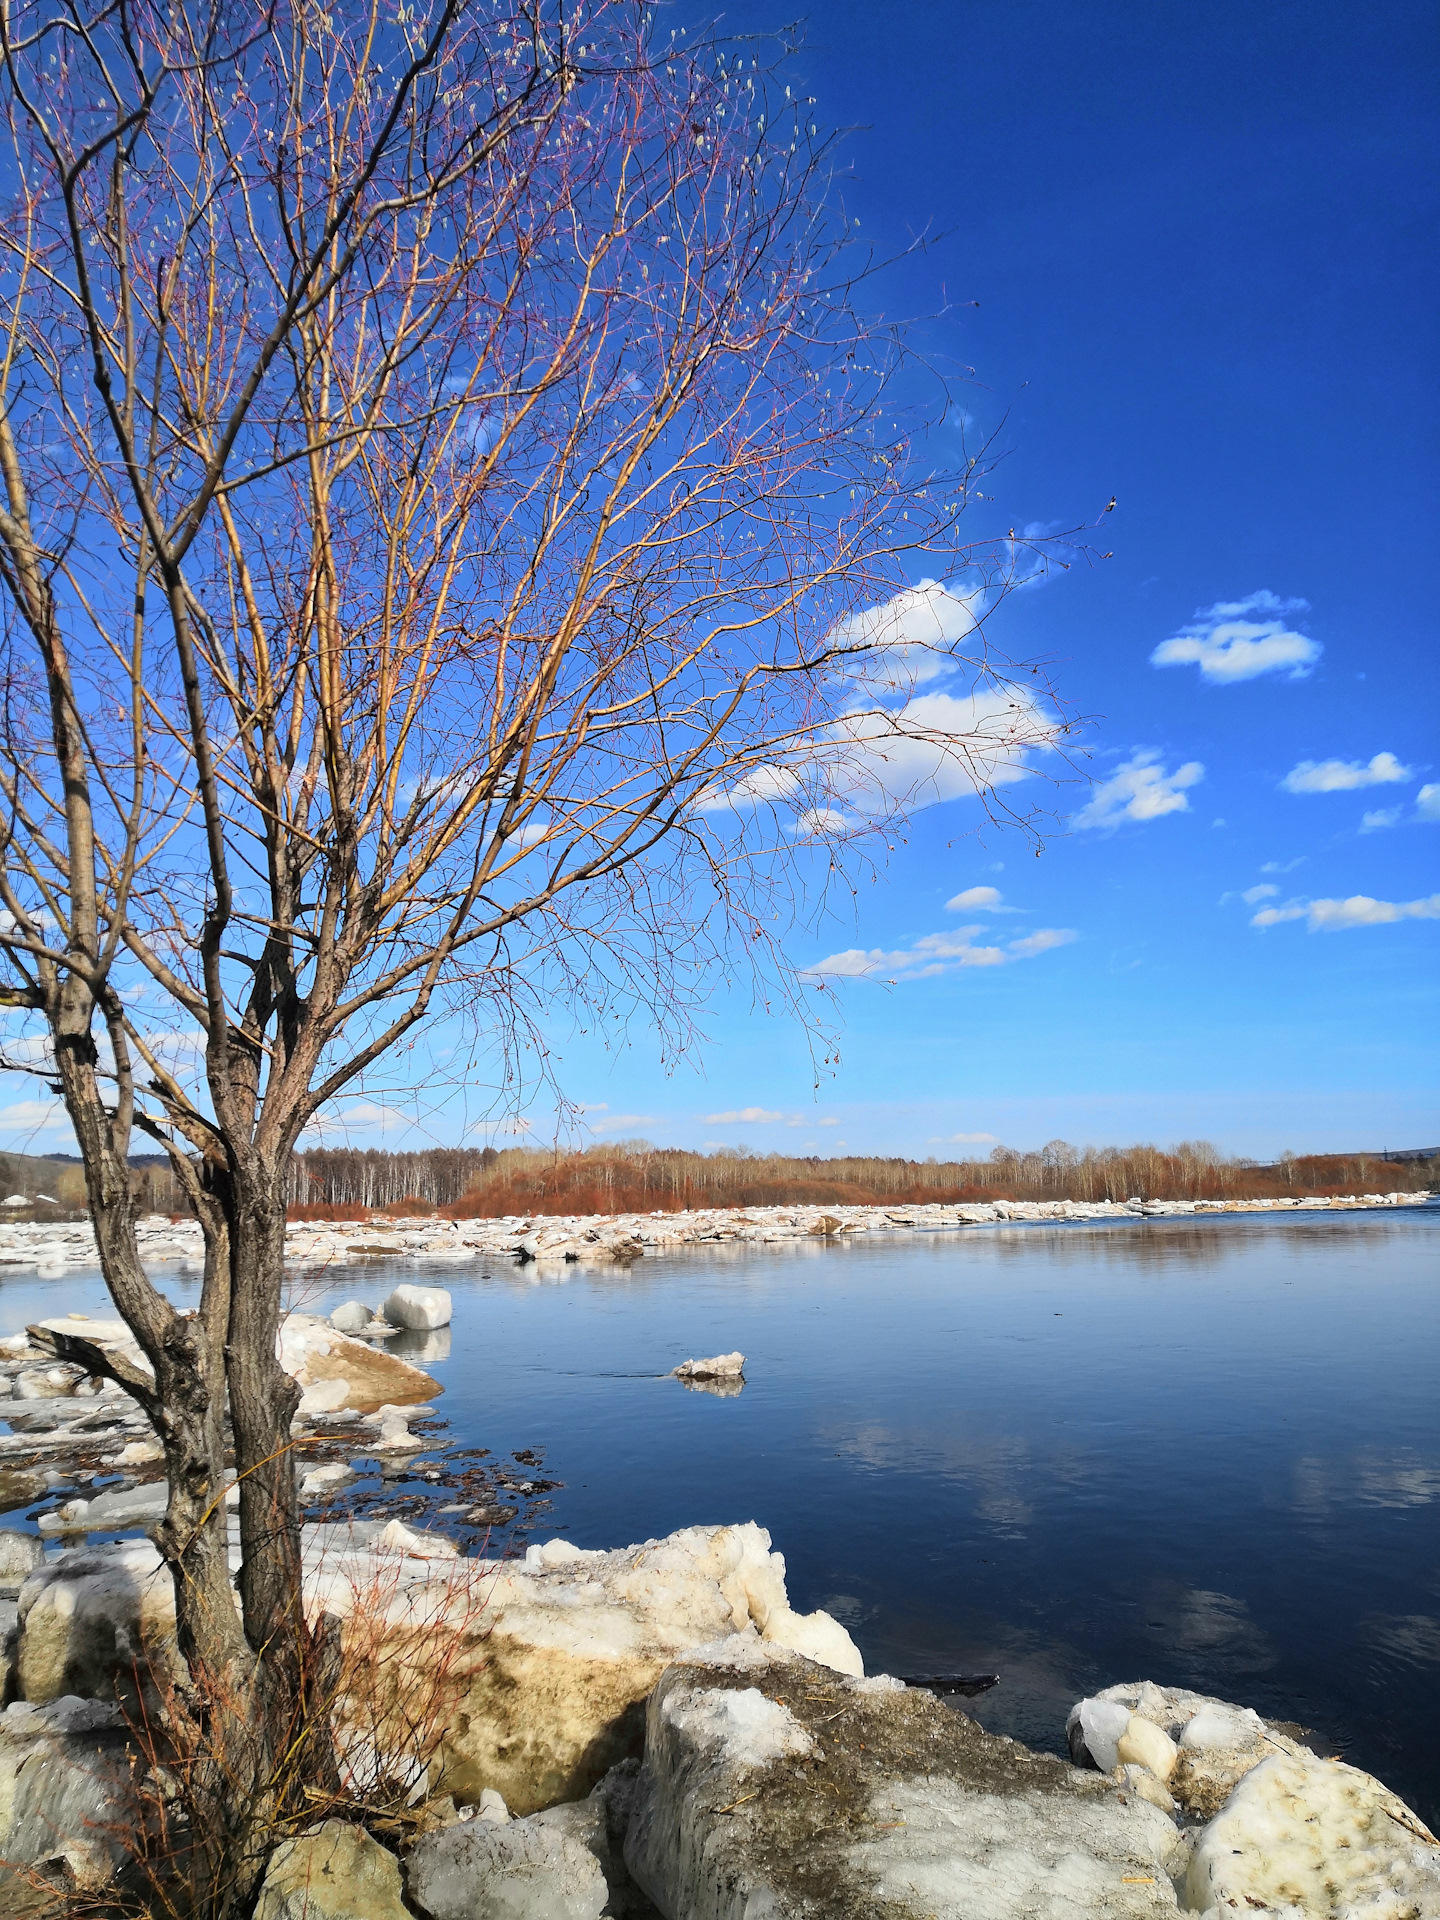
[1073,751,1204,830]
[945,885,1004,910]
[1253,893,1440,932]
[704,1106,784,1124]
[0,1098,70,1132]
[929,1131,999,1145]
[805,925,1076,981]
[1151,591,1320,683]
[1241,884,1279,904]
[587,1112,658,1132]
[1360,807,1402,834]
[700,685,1060,825]
[830,578,984,690]
[1281,751,1411,793]
[1416,784,1440,822]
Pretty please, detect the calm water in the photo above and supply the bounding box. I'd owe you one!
[3,1209,1437,1823]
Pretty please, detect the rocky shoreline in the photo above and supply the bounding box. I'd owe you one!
[0,1185,1431,1278]
[1,1517,1435,1915]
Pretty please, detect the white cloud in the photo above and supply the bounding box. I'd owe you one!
[946,885,1003,910]
[1360,808,1402,834]
[1151,591,1320,683]
[303,1100,410,1139]
[1241,884,1279,904]
[793,806,851,836]
[929,1131,999,1145]
[587,1112,658,1131]
[819,1117,840,1126]
[1260,857,1305,874]
[0,1098,71,1131]
[1252,893,1440,932]
[1416,784,1440,821]
[702,686,1061,823]
[704,1106,783,1124]
[805,925,1076,982]
[1281,751,1411,793]
[1073,751,1204,830]
[830,578,984,690]
[1006,927,1076,959]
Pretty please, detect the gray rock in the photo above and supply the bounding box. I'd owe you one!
[254,1819,409,1920]
[407,1801,608,1919]
[382,1284,452,1331]
[0,1531,44,1593]
[0,1694,140,1887]
[623,1642,1186,1919]
[329,1300,376,1332]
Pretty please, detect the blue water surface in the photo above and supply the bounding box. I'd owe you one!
[3,1208,1436,1822]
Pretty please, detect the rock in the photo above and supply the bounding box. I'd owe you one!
[0,1531,44,1592]
[406,1800,608,1920]
[623,1643,1186,1919]
[254,1819,409,1920]
[307,1522,862,1816]
[672,1352,744,1381]
[1069,1681,1315,1818]
[297,1378,352,1416]
[1114,1715,1177,1782]
[299,1461,357,1503]
[329,1300,376,1332]
[382,1284,453,1331]
[374,1519,457,1559]
[476,1786,511,1824]
[14,1368,81,1401]
[1183,1750,1440,1916]
[15,1541,181,1704]
[363,1403,426,1455]
[279,1314,439,1413]
[0,1694,140,1886]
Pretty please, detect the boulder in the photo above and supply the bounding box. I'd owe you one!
[1183,1749,1440,1915]
[0,1694,140,1886]
[623,1642,1186,1919]
[382,1284,453,1331]
[672,1352,744,1381]
[0,1530,44,1592]
[298,1461,357,1503]
[1068,1680,1317,1817]
[279,1314,439,1413]
[15,1541,182,1704]
[406,1800,608,1920]
[307,1522,862,1816]
[254,1819,409,1920]
[14,1368,82,1401]
[329,1300,376,1332]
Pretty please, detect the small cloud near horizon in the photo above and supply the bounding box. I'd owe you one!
[805,924,1076,982]
[929,1131,999,1145]
[1150,591,1320,683]
[1252,892,1440,933]
[704,1106,784,1124]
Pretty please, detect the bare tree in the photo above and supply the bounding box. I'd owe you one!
[0,0,1066,1904]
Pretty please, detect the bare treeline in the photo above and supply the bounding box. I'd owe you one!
[269,1138,1436,1219]
[287,1148,498,1213]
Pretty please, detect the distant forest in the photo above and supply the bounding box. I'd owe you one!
[283,1138,1436,1220]
[2,1140,1432,1222]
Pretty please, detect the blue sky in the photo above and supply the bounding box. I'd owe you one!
[2,0,1434,1163]
[553,0,1440,1162]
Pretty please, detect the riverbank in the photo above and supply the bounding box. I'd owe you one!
[0,1186,1432,1275]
